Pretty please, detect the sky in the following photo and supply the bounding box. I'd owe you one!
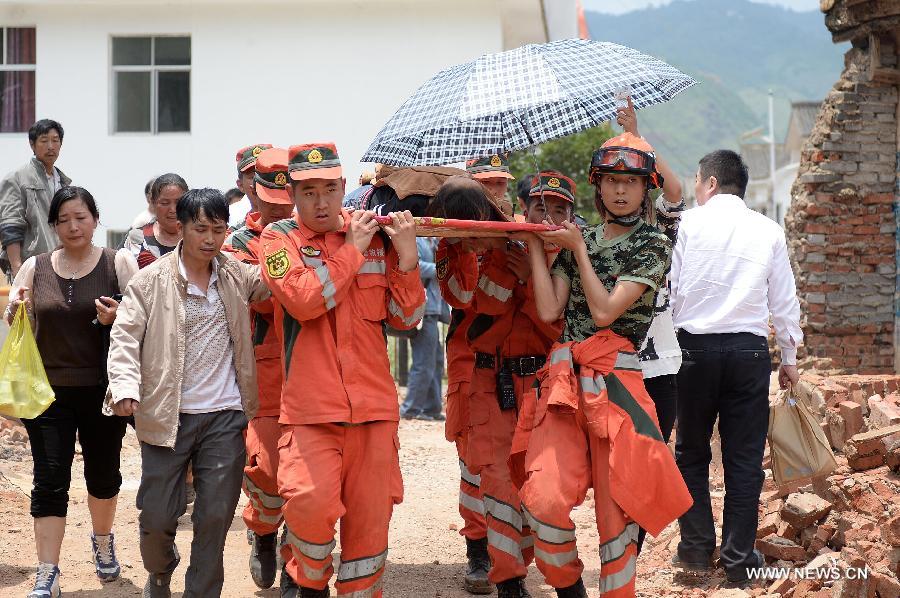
[583,0,819,14]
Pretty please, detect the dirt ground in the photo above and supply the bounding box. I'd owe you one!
[0,414,736,598]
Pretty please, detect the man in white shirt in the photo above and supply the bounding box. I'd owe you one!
[670,150,802,586]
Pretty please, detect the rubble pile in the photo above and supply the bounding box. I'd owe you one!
[753,373,900,597]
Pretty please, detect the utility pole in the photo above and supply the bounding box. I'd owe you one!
[768,89,778,222]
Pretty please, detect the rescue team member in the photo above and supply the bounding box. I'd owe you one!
[222,148,294,591]
[516,134,692,598]
[260,143,425,598]
[466,153,515,212]
[434,176,509,595]
[437,173,574,598]
[231,144,272,229]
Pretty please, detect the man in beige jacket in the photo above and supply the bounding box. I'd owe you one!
[108,188,269,598]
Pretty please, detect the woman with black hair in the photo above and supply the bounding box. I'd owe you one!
[123,172,188,268]
[6,186,137,598]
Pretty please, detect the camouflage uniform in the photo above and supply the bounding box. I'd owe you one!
[552,220,671,348]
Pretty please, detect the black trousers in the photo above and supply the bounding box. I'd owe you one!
[674,331,770,578]
[636,373,678,553]
[21,385,127,518]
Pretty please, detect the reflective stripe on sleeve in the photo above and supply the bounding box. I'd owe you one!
[315,264,337,310]
[448,276,474,304]
[389,298,425,327]
[477,274,513,302]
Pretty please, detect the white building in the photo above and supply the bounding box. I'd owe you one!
[0,0,579,245]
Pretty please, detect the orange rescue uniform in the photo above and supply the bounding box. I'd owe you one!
[260,211,425,597]
[445,242,563,584]
[223,212,285,535]
[437,239,485,542]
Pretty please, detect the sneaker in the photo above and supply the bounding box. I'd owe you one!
[91,532,121,582]
[249,531,278,589]
[185,479,196,506]
[555,578,588,598]
[497,577,531,598]
[27,563,60,598]
[464,537,492,595]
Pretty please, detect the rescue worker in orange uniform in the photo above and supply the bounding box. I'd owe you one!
[439,173,575,598]
[260,142,425,598]
[515,134,693,598]
[435,174,511,595]
[222,148,294,591]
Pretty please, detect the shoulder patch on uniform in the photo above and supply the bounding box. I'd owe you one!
[229,227,257,254]
[265,248,291,279]
[436,257,449,280]
[268,218,300,235]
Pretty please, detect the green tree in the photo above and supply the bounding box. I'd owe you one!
[508,123,614,222]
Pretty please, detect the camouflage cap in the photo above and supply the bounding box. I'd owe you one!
[466,153,515,180]
[529,171,576,204]
[288,142,343,182]
[253,148,293,205]
[236,143,273,173]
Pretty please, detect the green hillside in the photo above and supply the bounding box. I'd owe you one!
[586,0,848,175]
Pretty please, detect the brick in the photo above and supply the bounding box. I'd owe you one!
[883,514,900,547]
[844,424,900,470]
[874,571,900,598]
[870,399,900,429]
[839,401,865,438]
[782,493,833,529]
[757,534,807,561]
[758,512,780,538]
[768,575,796,596]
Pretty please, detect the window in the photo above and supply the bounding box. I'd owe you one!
[111,36,190,133]
[0,27,36,133]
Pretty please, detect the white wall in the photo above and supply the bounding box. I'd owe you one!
[0,1,504,243]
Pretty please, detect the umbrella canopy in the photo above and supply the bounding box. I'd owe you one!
[362,39,697,167]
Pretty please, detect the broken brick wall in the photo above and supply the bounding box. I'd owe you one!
[784,38,899,373]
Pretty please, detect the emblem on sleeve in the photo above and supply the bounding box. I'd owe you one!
[265,248,291,279]
[436,257,449,280]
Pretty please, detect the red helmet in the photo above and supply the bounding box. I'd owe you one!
[589,132,664,190]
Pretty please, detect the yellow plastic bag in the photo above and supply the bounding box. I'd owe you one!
[0,303,55,419]
[768,389,836,488]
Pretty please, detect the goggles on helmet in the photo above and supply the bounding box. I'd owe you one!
[590,146,656,177]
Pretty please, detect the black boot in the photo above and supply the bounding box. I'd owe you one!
[298,587,330,598]
[555,578,588,598]
[249,531,278,589]
[464,537,492,595]
[497,577,531,598]
[279,564,300,598]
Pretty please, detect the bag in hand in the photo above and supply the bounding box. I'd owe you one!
[768,389,836,487]
[0,303,55,419]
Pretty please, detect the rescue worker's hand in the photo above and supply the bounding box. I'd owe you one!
[346,210,380,254]
[95,296,119,326]
[778,364,799,390]
[383,210,418,272]
[536,220,584,252]
[506,247,531,283]
[112,398,139,417]
[617,96,639,137]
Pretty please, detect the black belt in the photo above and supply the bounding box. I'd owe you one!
[474,352,546,377]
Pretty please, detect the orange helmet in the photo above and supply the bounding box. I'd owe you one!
[589,132,664,189]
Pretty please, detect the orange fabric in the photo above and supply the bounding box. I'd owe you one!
[278,422,402,596]
[223,212,282,417]
[460,247,563,583]
[260,211,426,425]
[521,405,639,595]
[436,239,478,311]
[453,381,487,541]
[523,331,692,536]
[242,415,284,535]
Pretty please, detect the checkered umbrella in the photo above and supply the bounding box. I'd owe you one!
[362,39,697,166]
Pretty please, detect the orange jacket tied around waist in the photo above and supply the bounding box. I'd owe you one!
[516,329,692,537]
